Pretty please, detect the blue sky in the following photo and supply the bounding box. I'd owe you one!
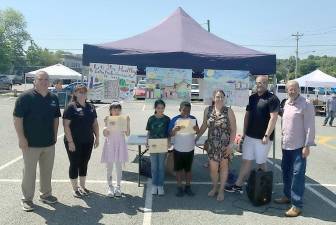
[2,0,336,59]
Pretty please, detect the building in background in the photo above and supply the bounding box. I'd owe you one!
[60,54,82,73]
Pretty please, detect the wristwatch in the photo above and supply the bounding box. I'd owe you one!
[264,134,268,138]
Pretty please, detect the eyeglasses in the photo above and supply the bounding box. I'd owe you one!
[215,96,225,99]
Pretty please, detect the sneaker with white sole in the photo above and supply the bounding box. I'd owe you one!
[39,195,58,204]
[158,186,165,196]
[21,201,34,212]
[73,188,83,198]
[114,186,122,197]
[151,185,158,195]
[107,186,114,197]
[232,185,243,194]
[79,187,90,196]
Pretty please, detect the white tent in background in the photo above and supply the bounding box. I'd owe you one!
[295,69,336,88]
[26,63,82,80]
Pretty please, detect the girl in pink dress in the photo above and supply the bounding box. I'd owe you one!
[101,101,130,197]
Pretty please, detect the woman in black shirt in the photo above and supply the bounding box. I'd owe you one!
[63,85,99,197]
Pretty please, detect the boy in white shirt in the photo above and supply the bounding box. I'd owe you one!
[169,101,199,197]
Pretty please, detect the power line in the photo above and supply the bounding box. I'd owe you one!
[303,25,336,35]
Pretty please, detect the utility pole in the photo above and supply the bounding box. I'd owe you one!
[207,19,210,32]
[292,32,303,78]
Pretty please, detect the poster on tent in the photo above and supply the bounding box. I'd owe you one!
[145,67,192,102]
[88,63,137,101]
[201,69,250,106]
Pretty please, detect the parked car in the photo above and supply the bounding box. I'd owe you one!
[0,75,12,90]
[11,75,23,85]
[49,81,86,93]
[134,80,147,99]
[48,82,87,107]
[191,83,201,100]
[63,81,86,93]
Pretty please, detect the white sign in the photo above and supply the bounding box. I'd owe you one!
[88,63,137,101]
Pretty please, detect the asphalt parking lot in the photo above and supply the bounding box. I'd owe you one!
[0,94,335,225]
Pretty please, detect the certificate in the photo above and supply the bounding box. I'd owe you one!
[176,119,196,134]
[107,116,128,132]
[148,138,168,153]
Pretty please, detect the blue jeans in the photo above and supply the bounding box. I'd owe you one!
[324,111,335,125]
[281,148,307,209]
[150,153,166,186]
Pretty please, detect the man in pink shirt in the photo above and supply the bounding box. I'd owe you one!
[274,80,316,217]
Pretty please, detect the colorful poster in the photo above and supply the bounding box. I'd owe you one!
[104,79,119,99]
[202,70,250,107]
[88,63,137,101]
[146,67,192,101]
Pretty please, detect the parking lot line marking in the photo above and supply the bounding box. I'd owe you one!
[317,137,336,150]
[0,104,108,172]
[0,133,64,172]
[306,186,336,208]
[267,159,336,209]
[317,136,336,150]
[142,104,146,111]
[320,143,336,150]
[0,156,22,172]
[142,178,152,225]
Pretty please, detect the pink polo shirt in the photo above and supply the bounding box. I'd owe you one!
[281,95,316,150]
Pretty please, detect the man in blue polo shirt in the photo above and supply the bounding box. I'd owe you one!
[13,71,61,212]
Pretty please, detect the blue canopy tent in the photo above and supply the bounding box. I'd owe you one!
[82,7,276,76]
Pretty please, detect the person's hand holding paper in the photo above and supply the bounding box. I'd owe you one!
[148,138,168,153]
[176,118,196,134]
[107,116,128,133]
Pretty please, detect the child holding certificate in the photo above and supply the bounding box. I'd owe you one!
[169,101,199,197]
[101,101,130,197]
[146,99,171,195]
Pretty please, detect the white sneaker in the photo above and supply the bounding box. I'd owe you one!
[151,185,158,195]
[158,186,165,196]
[107,186,114,197]
[114,186,122,197]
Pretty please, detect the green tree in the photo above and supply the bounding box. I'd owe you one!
[0,26,11,72]
[277,55,336,81]
[26,41,61,67]
[299,55,318,75]
[0,8,31,73]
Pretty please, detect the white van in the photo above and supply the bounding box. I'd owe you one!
[274,84,287,103]
[275,84,334,103]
